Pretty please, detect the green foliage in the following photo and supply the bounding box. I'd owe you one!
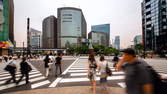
[67,45,119,55]
[134,43,143,54]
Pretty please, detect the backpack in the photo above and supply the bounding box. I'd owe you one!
[136,61,167,94]
[106,63,112,76]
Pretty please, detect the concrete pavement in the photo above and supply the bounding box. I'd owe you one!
[4,86,126,94]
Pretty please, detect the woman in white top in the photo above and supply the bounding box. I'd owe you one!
[98,55,109,94]
[87,54,97,94]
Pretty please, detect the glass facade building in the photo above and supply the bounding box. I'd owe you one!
[0,0,14,55]
[88,31,107,46]
[114,36,120,50]
[30,28,42,48]
[134,35,142,45]
[142,0,167,54]
[57,7,87,48]
[91,24,110,46]
[42,16,57,49]
[0,0,3,32]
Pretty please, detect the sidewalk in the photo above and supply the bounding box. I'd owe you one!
[4,86,126,94]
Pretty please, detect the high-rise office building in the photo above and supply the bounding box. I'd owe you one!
[114,36,120,50]
[142,0,167,54]
[88,31,107,46]
[0,0,3,32]
[57,7,87,48]
[42,16,57,49]
[0,0,14,55]
[30,28,42,48]
[134,35,142,45]
[91,24,110,47]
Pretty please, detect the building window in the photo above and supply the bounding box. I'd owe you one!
[146,11,151,15]
[146,5,151,9]
[146,17,151,21]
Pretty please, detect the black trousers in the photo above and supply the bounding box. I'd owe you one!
[55,64,62,76]
[6,70,16,83]
[17,72,29,83]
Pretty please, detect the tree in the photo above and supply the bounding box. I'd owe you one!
[134,43,143,54]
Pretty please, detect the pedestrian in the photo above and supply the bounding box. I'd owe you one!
[44,54,51,77]
[4,55,8,63]
[112,54,119,68]
[16,57,32,85]
[116,48,153,94]
[5,57,17,84]
[87,54,97,94]
[98,55,110,94]
[0,56,2,63]
[55,53,62,77]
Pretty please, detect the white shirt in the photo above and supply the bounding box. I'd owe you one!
[8,60,16,65]
[98,60,107,73]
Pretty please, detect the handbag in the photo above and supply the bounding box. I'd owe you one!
[27,62,32,72]
[4,62,16,71]
[88,72,93,79]
[106,62,112,76]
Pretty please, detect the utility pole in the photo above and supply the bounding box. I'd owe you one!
[27,18,31,57]
[23,42,25,56]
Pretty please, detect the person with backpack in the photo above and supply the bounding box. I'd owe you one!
[4,57,17,84]
[87,54,97,94]
[55,53,62,77]
[44,54,51,77]
[16,57,32,85]
[98,55,110,94]
[116,48,153,94]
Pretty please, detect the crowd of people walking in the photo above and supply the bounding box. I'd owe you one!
[87,48,167,94]
[2,53,63,86]
[43,53,63,77]
[3,56,32,85]
[1,48,167,94]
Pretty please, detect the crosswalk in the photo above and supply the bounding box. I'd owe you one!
[1,57,167,93]
[52,58,126,88]
[52,58,167,88]
[0,66,51,92]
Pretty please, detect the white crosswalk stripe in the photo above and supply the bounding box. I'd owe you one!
[53,58,126,88]
[0,68,51,91]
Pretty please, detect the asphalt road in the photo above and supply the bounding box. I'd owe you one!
[0,56,76,93]
[0,56,167,94]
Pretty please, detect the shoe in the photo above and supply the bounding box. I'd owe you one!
[5,81,10,85]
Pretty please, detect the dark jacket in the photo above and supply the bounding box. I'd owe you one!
[20,61,31,74]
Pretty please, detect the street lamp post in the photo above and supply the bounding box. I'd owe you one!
[27,18,31,57]
[23,42,25,56]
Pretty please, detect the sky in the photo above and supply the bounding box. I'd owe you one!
[14,0,143,48]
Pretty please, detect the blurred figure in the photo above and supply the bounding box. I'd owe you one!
[98,55,109,94]
[5,57,17,84]
[4,55,8,62]
[16,57,32,85]
[116,48,153,94]
[44,55,51,77]
[0,56,2,63]
[55,53,62,77]
[87,54,97,94]
[112,54,119,68]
